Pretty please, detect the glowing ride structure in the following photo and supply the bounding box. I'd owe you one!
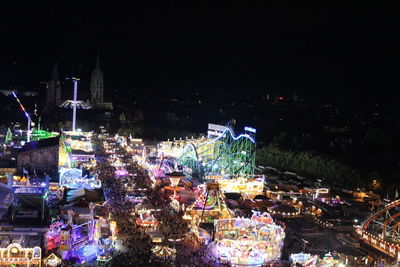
[209,211,285,266]
[185,182,234,224]
[7,174,50,223]
[356,199,400,260]
[161,126,256,179]
[60,77,90,132]
[59,167,101,189]
[11,91,33,142]
[181,127,255,178]
[46,203,111,263]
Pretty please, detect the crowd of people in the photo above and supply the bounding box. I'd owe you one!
[93,135,223,266]
[61,135,296,266]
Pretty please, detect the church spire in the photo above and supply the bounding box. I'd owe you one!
[95,51,100,69]
[51,61,59,81]
[90,51,104,108]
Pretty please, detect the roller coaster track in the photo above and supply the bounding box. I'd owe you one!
[179,127,256,178]
[356,199,400,260]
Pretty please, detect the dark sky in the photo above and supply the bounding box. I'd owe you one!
[0,6,398,103]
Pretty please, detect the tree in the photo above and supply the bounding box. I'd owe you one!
[256,144,359,187]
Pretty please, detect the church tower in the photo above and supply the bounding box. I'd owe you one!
[46,62,61,106]
[90,53,104,108]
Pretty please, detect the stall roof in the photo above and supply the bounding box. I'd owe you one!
[19,136,60,153]
[65,188,104,203]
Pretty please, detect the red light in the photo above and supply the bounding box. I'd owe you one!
[278,97,284,100]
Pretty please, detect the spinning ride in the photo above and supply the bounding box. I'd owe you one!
[185,182,233,224]
[209,211,285,266]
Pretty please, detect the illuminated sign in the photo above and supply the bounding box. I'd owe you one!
[13,186,45,195]
[205,175,223,180]
[208,123,227,133]
[316,188,330,194]
[244,126,256,133]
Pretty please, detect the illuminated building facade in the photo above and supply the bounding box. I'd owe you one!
[0,243,41,267]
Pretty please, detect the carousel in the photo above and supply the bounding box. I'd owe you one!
[208,211,285,266]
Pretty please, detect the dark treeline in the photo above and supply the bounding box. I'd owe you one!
[256,144,360,188]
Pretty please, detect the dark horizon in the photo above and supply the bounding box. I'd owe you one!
[1,6,398,105]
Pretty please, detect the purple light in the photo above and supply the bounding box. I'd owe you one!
[115,169,128,176]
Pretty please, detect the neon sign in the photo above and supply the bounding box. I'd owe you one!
[13,186,45,195]
[244,126,256,133]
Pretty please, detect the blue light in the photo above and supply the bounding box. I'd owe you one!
[244,126,256,133]
[182,127,255,162]
[204,127,255,145]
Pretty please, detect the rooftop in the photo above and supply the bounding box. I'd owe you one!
[18,136,60,153]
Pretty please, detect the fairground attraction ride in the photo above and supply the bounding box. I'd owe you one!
[356,199,400,260]
[178,127,256,179]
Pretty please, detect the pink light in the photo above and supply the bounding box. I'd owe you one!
[115,169,128,176]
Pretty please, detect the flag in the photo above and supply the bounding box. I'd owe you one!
[396,190,399,200]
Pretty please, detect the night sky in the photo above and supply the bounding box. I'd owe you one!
[0,6,397,104]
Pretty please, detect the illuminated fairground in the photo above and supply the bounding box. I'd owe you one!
[58,131,101,190]
[208,211,285,266]
[356,199,400,261]
[159,124,256,179]
[59,131,95,169]
[208,175,265,199]
[59,167,101,189]
[46,202,114,263]
[290,252,318,266]
[163,172,186,212]
[0,243,41,266]
[134,204,162,228]
[185,182,234,224]
[6,173,50,223]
